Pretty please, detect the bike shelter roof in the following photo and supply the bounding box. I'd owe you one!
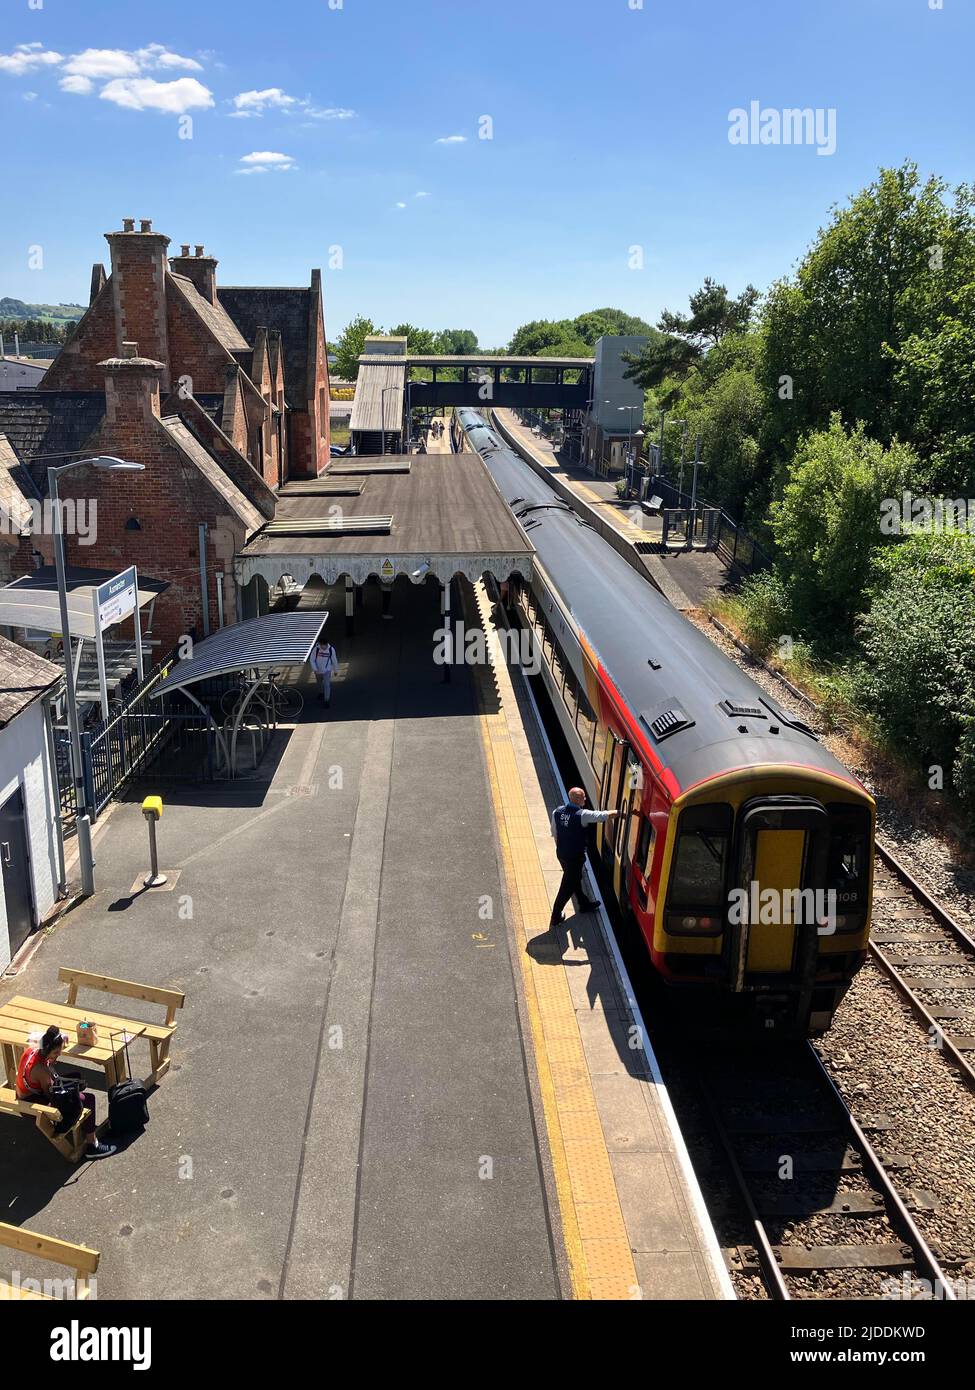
[151,611,327,700]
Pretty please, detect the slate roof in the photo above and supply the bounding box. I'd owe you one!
[159,416,266,533]
[0,632,62,729]
[0,391,105,494]
[168,274,250,353]
[218,287,313,411]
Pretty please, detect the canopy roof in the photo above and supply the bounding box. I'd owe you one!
[151,611,326,699]
[0,566,165,641]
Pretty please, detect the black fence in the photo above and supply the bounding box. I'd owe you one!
[633,471,772,576]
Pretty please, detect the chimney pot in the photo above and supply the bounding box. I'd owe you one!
[122,341,139,358]
[180,244,190,257]
[140,219,153,233]
[195,245,204,257]
[122,218,135,232]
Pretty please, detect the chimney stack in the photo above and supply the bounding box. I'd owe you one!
[99,342,167,427]
[170,242,219,305]
[104,221,171,384]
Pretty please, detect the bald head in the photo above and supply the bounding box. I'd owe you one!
[568,787,586,807]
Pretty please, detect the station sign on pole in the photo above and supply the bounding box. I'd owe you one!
[90,565,142,719]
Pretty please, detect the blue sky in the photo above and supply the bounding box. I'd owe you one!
[2,0,972,348]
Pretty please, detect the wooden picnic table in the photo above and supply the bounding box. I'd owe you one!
[0,997,146,1092]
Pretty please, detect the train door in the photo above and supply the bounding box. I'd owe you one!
[614,751,644,902]
[597,732,627,870]
[729,797,829,1017]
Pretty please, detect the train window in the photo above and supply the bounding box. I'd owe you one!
[825,803,872,933]
[592,721,607,781]
[564,666,577,720]
[607,742,627,816]
[627,801,642,862]
[638,818,655,876]
[665,803,732,934]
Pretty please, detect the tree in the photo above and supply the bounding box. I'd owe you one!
[433,328,479,355]
[761,163,975,463]
[624,279,757,390]
[389,323,437,355]
[768,415,919,632]
[332,315,376,381]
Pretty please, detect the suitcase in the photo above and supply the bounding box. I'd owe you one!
[107,1031,150,1135]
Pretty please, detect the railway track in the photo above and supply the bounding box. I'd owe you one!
[870,842,975,1089]
[697,1041,958,1300]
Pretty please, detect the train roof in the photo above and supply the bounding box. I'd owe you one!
[458,410,862,798]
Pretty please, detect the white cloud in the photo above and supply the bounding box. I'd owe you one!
[100,76,214,114]
[395,202,406,209]
[0,43,63,75]
[232,87,297,114]
[304,105,355,121]
[230,88,356,122]
[60,74,94,96]
[435,134,466,144]
[138,45,203,72]
[414,190,430,198]
[237,150,296,174]
[22,90,38,102]
[63,48,141,80]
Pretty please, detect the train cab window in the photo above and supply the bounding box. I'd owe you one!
[665,803,732,935]
[826,803,871,932]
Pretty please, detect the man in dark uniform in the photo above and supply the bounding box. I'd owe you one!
[549,787,618,927]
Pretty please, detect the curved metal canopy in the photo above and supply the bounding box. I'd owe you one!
[151,612,326,700]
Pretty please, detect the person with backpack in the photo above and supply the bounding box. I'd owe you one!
[549,787,618,928]
[16,1024,116,1159]
[310,636,339,708]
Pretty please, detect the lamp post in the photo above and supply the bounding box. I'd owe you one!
[48,455,145,895]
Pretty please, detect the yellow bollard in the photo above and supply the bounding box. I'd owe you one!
[141,796,166,888]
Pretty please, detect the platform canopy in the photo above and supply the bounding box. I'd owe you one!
[151,611,326,700]
[0,566,164,640]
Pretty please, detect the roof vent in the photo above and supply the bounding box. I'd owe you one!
[719,699,766,719]
[640,699,695,743]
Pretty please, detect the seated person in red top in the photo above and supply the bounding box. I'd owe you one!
[16,1024,115,1159]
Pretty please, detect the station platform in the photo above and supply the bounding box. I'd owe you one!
[0,573,728,1300]
[492,410,738,612]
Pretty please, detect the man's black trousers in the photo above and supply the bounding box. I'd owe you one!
[550,852,592,925]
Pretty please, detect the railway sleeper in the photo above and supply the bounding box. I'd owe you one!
[755,1189,936,1217]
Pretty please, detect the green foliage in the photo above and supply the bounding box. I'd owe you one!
[0,317,68,344]
[721,569,794,655]
[624,279,758,391]
[0,297,84,323]
[508,308,656,359]
[332,314,376,381]
[389,323,437,355]
[855,530,975,811]
[768,416,919,631]
[432,328,479,355]
[761,162,975,481]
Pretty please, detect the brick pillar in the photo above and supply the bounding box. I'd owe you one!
[105,218,171,390]
[169,244,218,304]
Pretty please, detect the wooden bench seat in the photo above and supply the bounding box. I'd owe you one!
[0,1221,99,1299]
[58,968,185,1086]
[0,1086,90,1163]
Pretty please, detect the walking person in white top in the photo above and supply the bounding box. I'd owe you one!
[310,636,339,708]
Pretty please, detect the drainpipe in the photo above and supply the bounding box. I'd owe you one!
[198,523,211,637]
[215,571,225,628]
[43,689,68,898]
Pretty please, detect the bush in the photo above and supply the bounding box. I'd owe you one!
[722,569,794,656]
[855,529,975,790]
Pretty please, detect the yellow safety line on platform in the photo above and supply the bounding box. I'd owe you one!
[469,581,638,1301]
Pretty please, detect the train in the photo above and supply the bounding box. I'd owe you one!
[453,407,875,1038]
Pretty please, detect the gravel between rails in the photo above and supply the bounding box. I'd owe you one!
[682,610,975,1298]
